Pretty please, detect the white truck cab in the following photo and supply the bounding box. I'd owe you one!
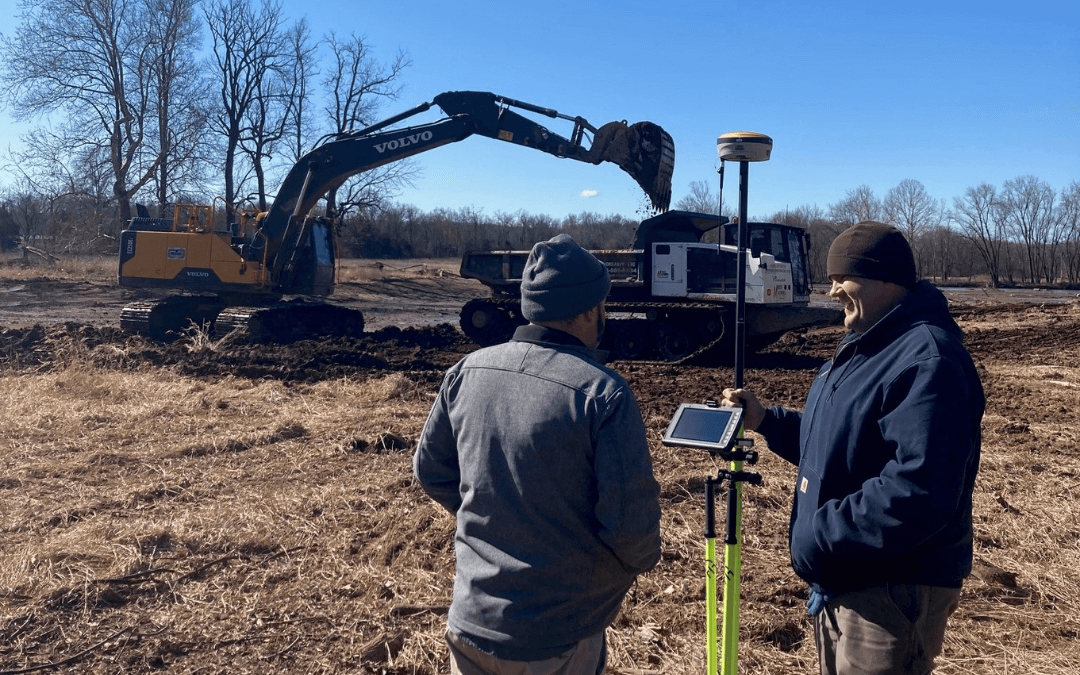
[651,242,793,304]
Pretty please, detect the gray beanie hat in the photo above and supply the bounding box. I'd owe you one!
[827,221,917,288]
[520,234,611,322]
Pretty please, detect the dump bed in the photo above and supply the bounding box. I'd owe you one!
[460,249,648,297]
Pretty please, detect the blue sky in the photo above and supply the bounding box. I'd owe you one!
[0,0,1077,221]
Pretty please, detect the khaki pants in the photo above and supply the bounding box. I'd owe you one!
[814,584,961,675]
[446,631,606,675]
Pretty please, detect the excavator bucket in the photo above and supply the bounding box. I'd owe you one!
[591,121,675,212]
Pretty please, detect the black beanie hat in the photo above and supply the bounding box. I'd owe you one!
[827,221,917,288]
[520,234,611,322]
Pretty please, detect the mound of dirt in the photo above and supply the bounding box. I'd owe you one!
[0,322,475,384]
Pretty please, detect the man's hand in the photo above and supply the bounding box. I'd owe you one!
[720,388,766,432]
[806,584,834,617]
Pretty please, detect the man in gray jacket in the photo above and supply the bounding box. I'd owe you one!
[414,234,662,675]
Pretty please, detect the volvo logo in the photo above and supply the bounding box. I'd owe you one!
[374,131,434,153]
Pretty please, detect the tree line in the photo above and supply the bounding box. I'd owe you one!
[2,170,1079,288]
[338,205,639,259]
[820,177,1080,287]
[331,172,1080,290]
[0,0,1077,286]
[675,176,1080,287]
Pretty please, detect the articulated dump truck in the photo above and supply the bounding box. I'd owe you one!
[459,210,842,362]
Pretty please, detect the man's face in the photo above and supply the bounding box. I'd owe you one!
[828,275,905,334]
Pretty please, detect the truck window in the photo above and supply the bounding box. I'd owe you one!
[687,247,736,293]
[786,229,809,296]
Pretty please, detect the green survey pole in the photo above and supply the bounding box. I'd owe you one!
[719,453,745,674]
[704,477,719,675]
[721,153,752,675]
[714,132,772,675]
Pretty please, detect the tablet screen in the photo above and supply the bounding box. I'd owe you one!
[662,404,743,452]
[671,407,736,443]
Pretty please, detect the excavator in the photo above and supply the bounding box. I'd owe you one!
[117,90,675,341]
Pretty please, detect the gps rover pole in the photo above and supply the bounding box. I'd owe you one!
[704,475,719,675]
[715,132,772,675]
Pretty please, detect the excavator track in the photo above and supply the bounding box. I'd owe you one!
[459,297,736,363]
[120,296,226,342]
[606,301,731,362]
[215,301,365,343]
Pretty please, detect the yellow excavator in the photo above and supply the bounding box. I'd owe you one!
[117,90,675,341]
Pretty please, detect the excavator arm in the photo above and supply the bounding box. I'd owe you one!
[432,91,675,203]
[261,91,674,291]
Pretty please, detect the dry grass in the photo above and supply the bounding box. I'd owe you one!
[1,303,1079,673]
[0,255,117,283]
[337,259,462,284]
[1,365,449,673]
[0,255,463,286]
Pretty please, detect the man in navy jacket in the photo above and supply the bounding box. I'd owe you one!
[724,222,984,675]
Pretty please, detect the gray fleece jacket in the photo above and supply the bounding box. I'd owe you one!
[413,324,662,660]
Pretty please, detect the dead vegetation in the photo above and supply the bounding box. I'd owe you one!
[0,287,1078,673]
[0,254,117,282]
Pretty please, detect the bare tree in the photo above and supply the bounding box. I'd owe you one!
[559,211,635,250]
[321,33,413,219]
[241,50,290,211]
[283,19,319,164]
[506,210,559,249]
[883,179,941,276]
[884,179,939,239]
[0,125,119,247]
[1043,194,1069,285]
[1060,181,1080,284]
[952,183,1009,287]
[0,0,173,225]
[921,223,964,283]
[232,17,322,212]
[205,0,287,221]
[0,184,49,247]
[144,0,209,211]
[0,197,19,250]
[828,184,883,226]
[674,179,724,215]
[1001,175,1056,284]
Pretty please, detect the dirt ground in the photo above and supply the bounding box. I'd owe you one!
[1,259,1079,674]
[0,260,487,333]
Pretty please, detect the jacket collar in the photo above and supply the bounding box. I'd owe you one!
[511,324,610,363]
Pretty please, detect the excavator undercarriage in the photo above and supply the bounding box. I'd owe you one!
[460,297,737,362]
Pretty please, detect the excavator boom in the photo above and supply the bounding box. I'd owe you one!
[431,92,674,211]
